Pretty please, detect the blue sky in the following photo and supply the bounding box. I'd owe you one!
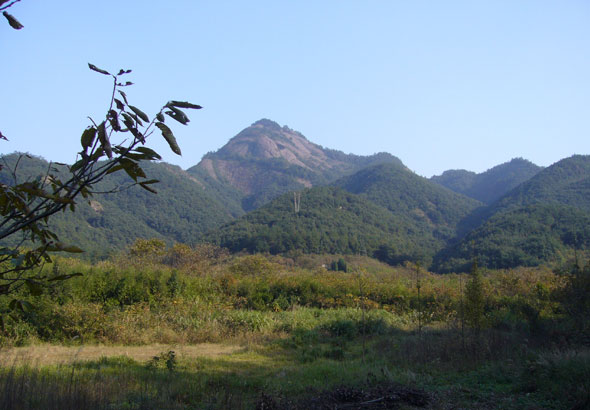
[1,1,589,177]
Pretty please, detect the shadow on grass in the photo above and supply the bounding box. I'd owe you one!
[1,316,588,409]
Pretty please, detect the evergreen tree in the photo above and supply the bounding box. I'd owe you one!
[464,259,485,335]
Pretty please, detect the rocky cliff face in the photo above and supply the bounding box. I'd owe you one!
[188,119,400,210]
[214,119,328,169]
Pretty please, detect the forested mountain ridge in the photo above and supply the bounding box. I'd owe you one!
[187,119,401,212]
[334,163,482,241]
[0,153,233,259]
[3,123,589,272]
[205,162,483,265]
[491,155,590,211]
[204,185,439,262]
[432,155,590,272]
[431,157,542,204]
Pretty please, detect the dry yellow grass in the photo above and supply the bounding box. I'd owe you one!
[0,343,242,366]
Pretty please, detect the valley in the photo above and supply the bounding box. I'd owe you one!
[1,119,589,409]
[2,118,587,272]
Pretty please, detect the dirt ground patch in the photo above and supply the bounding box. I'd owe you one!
[0,343,242,365]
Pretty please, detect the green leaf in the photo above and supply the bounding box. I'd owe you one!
[118,90,129,104]
[129,106,149,122]
[165,106,189,125]
[114,98,125,110]
[90,148,105,161]
[122,153,148,161]
[70,159,84,173]
[119,158,146,181]
[3,12,23,30]
[17,184,74,203]
[106,164,124,175]
[88,63,110,76]
[61,245,84,253]
[155,122,182,155]
[46,243,85,253]
[156,112,165,122]
[135,147,162,160]
[97,122,112,159]
[80,127,96,150]
[139,182,158,194]
[0,284,9,295]
[48,273,83,281]
[168,101,202,109]
[121,113,145,142]
[121,112,136,128]
[127,112,144,127]
[108,110,121,131]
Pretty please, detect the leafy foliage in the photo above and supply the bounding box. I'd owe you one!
[0,155,231,260]
[555,260,590,340]
[0,65,201,306]
[464,261,485,333]
[1,1,23,30]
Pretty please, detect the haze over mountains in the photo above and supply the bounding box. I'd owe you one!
[431,158,543,204]
[2,119,589,272]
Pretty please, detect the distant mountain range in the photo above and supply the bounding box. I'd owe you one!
[2,119,588,271]
[432,155,590,271]
[430,158,543,204]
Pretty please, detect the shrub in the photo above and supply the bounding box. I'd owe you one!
[230,255,278,276]
[329,258,348,272]
[464,261,486,334]
[557,260,590,339]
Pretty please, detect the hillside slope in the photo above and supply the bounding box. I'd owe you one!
[206,161,483,264]
[187,119,401,212]
[0,154,233,259]
[431,158,542,204]
[432,155,590,272]
[334,163,482,242]
[204,186,438,262]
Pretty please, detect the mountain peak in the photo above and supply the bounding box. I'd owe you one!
[188,119,403,211]
[251,118,282,130]
[213,119,318,164]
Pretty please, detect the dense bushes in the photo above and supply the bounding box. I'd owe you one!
[0,247,578,346]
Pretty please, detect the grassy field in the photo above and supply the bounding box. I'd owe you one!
[0,246,588,409]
